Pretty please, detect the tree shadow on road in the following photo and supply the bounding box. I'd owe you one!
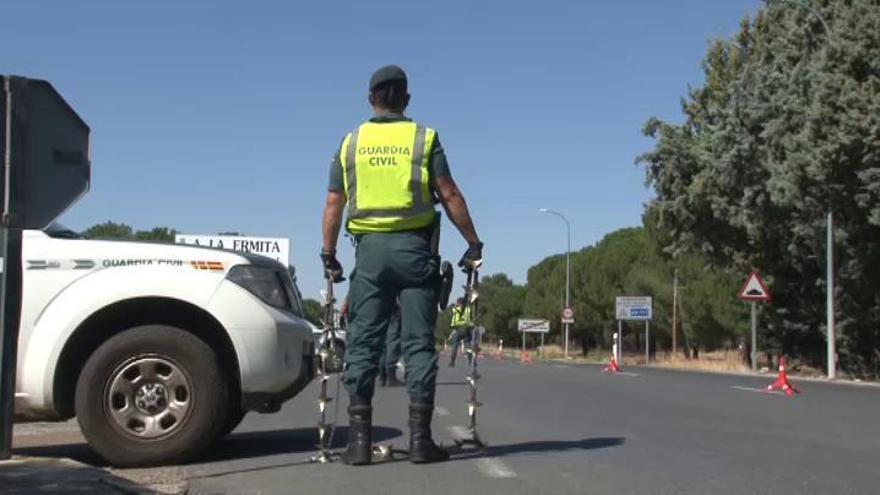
[202,425,403,462]
[14,431,623,477]
[449,437,625,462]
[13,426,404,467]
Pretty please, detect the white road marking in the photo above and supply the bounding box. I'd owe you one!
[448,425,470,439]
[732,385,782,395]
[617,371,640,377]
[435,406,450,416]
[554,365,571,369]
[448,426,517,479]
[474,457,517,478]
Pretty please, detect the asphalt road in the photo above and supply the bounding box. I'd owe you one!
[14,356,880,495]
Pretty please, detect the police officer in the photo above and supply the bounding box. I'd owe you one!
[448,297,474,367]
[321,65,482,465]
[378,304,404,387]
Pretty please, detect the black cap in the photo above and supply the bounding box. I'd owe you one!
[369,65,407,92]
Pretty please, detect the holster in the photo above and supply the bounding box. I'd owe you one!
[438,261,454,310]
[428,213,454,310]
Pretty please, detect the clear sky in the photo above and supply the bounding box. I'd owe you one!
[2,0,761,300]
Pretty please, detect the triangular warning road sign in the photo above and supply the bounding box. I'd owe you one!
[738,271,772,302]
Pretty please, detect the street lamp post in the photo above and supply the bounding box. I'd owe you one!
[539,208,571,359]
[768,0,836,379]
[769,0,832,37]
[726,0,837,379]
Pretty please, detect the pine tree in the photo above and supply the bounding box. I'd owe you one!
[639,0,880,376]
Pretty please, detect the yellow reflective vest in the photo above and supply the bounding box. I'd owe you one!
[451,304,473,329]
[340,121,437,234]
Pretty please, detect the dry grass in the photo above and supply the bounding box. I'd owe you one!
[530,344,566,360]
[495,344,606,363]
[650,350,828,377]
[495,344,748,372]
[650,350,749,373]
[481,343,869,382]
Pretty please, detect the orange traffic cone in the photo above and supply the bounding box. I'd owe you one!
[520,351,533,364]
[766,357,800,396]
[602,356,622,373]
[494,342,503,361]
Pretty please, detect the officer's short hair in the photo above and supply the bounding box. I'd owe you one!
[370,80,408,112]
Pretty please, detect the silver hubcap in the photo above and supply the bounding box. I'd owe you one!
[106,356,192,439]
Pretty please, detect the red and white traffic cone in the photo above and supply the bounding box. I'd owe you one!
[602,356,622,373]
[766,357,800,396]
[520,351,533,364]
[494,341,503,361]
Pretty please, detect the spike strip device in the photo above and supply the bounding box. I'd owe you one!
[308,277,398,464]
[455,263,487,451]
[308,277,345,463]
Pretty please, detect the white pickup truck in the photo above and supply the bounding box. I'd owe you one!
[14,224,315,467]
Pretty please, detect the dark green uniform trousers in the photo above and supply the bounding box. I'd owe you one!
[380,309,402,371]
[448,327,473,365]
[344,231,439,402]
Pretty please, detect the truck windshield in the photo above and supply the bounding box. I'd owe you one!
[44,222,82,239]
[284,266,306,317]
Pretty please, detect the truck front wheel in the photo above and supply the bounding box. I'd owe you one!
[75,325,229,467]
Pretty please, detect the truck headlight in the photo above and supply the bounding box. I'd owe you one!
[227,266,290,309]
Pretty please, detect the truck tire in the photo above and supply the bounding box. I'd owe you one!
[75,325,229,467]
[221,409,247,437]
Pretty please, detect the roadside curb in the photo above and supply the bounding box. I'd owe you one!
[0,456,188,495]
[101,476,189,495]
[0,456,140,494]
[99,475,160,495]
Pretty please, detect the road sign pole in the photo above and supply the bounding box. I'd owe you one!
[738,272,771,371]
[645,321,650,365]
[522,331,526,356]
[564,321,570,359]
[0,228,23,461]
[0,229,10,460]
[617,320,622,364]
[540,333,544,357]
[672,270,678,356]
[0,79,24,461]
[750,301,757,371]
[0,78,10,460]
[0,78,90,460]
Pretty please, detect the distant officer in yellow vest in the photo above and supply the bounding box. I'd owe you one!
[448,297,475,367]
[321,65,482,465]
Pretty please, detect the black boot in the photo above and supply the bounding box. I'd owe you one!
[386,368,405,387]
[409,402,450,464]
[341,397,372,465]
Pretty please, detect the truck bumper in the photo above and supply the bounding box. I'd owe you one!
[209,282,316,412]
[242,351,315,413]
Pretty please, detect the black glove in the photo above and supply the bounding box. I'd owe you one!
[320,249,344,282]
[458,241,483,273]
